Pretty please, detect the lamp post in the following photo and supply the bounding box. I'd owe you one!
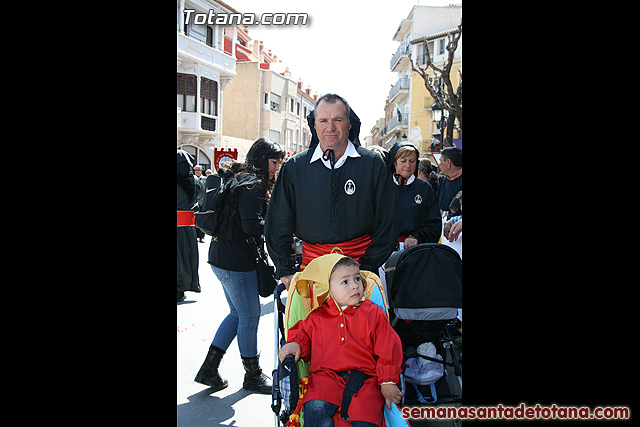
[431,102,442,152]
[431,101,450,149]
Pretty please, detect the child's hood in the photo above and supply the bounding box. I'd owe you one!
[291,254,385,314]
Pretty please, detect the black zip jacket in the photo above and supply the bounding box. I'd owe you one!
[208,175,267,271]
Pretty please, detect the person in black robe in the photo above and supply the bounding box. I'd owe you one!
[177,149,201,302]
[387,141,442,248]
[265,94,399,289]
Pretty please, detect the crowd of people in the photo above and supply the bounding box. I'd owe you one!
[177,93,462,425]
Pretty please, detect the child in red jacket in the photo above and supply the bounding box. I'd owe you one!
[279,255,404,427]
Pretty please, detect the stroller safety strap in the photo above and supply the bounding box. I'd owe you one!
[336,369,372,420]
[411,382,438,404]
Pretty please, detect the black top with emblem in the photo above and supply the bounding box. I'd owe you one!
[395,177,442,243]
[387,141,442,244]
[266,141,399,278]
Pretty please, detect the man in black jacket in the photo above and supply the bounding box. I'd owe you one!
[265,94,399,288]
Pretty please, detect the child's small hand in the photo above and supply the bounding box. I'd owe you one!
[278,341,301,363]
[381,383,403,410]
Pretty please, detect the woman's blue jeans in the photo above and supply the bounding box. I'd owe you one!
[210,266,261,358]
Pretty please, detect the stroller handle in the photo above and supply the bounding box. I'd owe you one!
[274,282,287,300]
[272,281,286,422]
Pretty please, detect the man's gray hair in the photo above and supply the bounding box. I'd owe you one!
[314,93,351,123]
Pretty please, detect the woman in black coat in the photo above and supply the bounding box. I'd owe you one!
[387,142,442,249]
[195,138,285,394]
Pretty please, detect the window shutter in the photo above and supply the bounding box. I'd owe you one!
[177,74,184,94]
[186,75,197,96]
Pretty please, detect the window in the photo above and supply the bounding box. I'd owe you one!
[289,98,295,113]
[416,43,422,64]
[206,26,213,47]
[177,73,197,112]
[427,41,435,62]
[269,129,280,143]
[201,77,218,116]
[183,12,190,35]
[439,38,446,55]
[270,93,281,112]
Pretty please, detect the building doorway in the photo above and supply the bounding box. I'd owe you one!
[180,145,211,172]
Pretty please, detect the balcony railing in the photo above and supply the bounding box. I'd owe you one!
[389,78,410,101]
[390,42,410,71]
[177,32,236,77]
[387,115,408,132]
[201,115,217,132]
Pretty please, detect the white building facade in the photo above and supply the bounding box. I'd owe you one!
[177,0,237,171]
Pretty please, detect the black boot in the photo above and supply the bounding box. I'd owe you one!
[241,354,272,394]
[194,345,228,392]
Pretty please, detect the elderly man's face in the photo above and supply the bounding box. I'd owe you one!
[314,100,351,154]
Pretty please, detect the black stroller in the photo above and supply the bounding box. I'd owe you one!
[384,243,462,406]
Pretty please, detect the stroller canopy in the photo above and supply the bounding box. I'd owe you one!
[386,243,462,309]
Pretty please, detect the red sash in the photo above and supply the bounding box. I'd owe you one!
[177,210,195,227]
[302,234,372,267]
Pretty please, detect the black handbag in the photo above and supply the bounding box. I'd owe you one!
[247,236,277,297]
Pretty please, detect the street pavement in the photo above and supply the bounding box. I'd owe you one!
[177,234,279,427]
[178,234,462,427]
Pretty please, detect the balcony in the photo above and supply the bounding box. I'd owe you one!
[387,114,408,134]
[390,42,411,72]
[201,115,217,132]
[177,32,236,79]
[388,78,409,103]
[178,109,218,134]
[285,112,298,123]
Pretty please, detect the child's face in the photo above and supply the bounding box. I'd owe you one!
[329,265,364,307]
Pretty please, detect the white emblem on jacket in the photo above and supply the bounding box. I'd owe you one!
[414,194,423,204]
[344,179,356,195]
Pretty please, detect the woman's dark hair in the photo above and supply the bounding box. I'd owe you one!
[225,138,285,203]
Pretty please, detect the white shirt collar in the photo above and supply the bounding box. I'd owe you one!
[310,140,361,170]
[393,174,416,186]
